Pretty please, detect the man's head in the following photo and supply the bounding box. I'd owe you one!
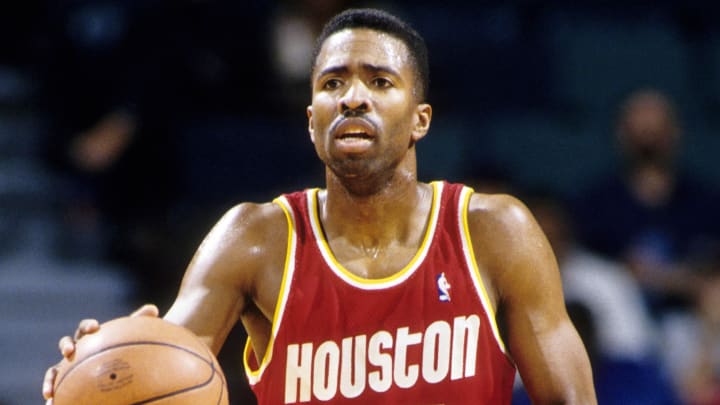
[616,89,680,168]
[311,8,429,102]
[306,8,432,193]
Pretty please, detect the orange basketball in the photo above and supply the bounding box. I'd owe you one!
[52,316,228,405]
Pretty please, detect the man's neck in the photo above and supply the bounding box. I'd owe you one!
[320,173,431,248]
[318,176,433,278]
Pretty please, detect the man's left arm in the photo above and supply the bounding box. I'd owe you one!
[468,193,597,405]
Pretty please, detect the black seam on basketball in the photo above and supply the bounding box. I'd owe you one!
[55,341,214,397]
[132,365,217,405]
[138,349,223,405]
[206,346,227,405]
[200,345,226,405]
[216,364,227,405]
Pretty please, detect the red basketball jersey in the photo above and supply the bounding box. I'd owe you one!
[244,181,515,404]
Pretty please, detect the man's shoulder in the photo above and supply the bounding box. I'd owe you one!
[199,200,291,274]
[464,192,540,254]
[222,200,288,233]
[466,192,529,222]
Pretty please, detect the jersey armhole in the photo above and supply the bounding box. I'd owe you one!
[458,187,512,360]
[243,195,298,384]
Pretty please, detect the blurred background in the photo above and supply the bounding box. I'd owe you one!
[1,0,719,404]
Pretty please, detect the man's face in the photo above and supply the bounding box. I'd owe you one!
[618,95,679,166]
[307,28,431,181]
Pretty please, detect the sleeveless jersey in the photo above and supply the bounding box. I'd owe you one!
[244,181,515,404]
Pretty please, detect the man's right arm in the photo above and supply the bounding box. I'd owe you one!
[43,201,288,402]
[163,201,287,355]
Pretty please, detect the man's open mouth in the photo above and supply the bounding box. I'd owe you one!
[333,118,377,140]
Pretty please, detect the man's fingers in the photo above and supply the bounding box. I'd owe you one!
[42,365,57,400]
[46,307,159,402]
[74,319,99,341]
[58,336,75,358]
[130,304,159,318]
[59,318,100,358]
[58,307,157,359]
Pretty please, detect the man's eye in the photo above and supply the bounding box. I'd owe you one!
[323,79,342,90]
[372,77,392,88]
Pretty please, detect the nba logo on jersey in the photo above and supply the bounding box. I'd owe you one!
[436,272,451,302]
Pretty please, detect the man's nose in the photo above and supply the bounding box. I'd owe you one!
[339,79,370,115]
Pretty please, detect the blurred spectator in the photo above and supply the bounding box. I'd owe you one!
[570,88,720,317]
[39,1,182,300]
[269,0,352,113]
[39,0,282,305]
[570,88,720,399]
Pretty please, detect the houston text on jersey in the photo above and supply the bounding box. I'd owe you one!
[284,314,481,403]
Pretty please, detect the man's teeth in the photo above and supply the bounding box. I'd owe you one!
[340,132,369,138]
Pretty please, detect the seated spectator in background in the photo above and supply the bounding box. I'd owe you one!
[570,88,720,318]
[570,88,720,399]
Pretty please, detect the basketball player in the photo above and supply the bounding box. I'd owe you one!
[44,8,596,404]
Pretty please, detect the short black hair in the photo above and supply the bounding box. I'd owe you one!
[311,8,430,102]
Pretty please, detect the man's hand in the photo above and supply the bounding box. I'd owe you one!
[42,304,159,404]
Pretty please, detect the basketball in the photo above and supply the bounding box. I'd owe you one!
[52,316,228,405]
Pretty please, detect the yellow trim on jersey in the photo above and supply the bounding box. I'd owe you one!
[243,339,256,380]
[459,187,509,355]
[309,181,442,287]
[243,196,297,384]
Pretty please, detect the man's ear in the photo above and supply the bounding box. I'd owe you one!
[307,106,315,144]
[411,103,432,142]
